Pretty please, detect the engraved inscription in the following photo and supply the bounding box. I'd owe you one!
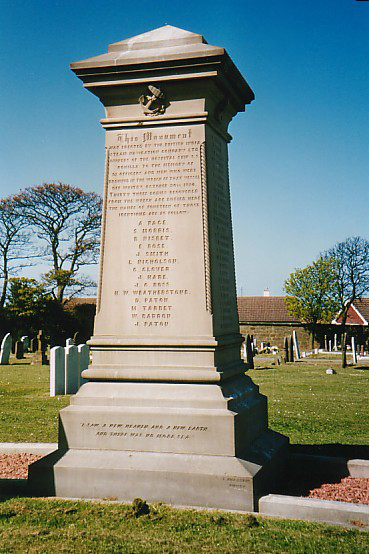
[81,421,209,441]
[105,127,203,329]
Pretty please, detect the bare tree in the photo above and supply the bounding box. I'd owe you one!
[326,236,369,367]
[0,196,33,308]
[14,183,102,303]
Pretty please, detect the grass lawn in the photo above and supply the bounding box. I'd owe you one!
[0,498,368,553]
[0,356,368,446]
[248,361,369,447]
[0,357,69,443]
[0,356,368,552]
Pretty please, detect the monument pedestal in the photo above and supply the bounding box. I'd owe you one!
[29,26,288,511]
[30,378,286,511]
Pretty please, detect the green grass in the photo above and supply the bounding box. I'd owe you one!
[249,362,369,445]
[1,358,368,446]
[1,357,369,550]
[0,358,69,442]
[0,498,368,553]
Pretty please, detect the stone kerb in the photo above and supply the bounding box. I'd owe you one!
[50,346,65,396]
[0,333,12,365]
[65,345,79,394]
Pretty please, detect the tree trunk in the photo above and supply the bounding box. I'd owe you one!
[341,332,347,368]
[340,307,349,368]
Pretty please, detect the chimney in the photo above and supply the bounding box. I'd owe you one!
[263,288,270,297]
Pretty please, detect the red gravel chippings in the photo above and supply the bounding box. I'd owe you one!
[0,454,42,479]
[0,454,369,506]
[308,477,369,505]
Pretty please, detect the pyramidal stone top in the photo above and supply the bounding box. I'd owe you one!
[71,25,225,69]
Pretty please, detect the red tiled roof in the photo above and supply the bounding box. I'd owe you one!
[353,299,369,323]
[237,296,299,324]
[64,297,97,309]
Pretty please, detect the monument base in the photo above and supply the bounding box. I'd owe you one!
[28,433,285,512]
[28,378,288,511]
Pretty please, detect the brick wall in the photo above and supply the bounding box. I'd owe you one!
[239,323,312,351]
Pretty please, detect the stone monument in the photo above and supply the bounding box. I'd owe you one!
[29,26,287,511]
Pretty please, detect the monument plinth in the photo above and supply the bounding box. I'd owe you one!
[29,26,287,511]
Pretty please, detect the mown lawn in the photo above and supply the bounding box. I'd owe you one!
[248,361,369,446]
[0,358,69,442]
[0,357,368,446]
[0,498,368,553]
[0,357,368,552]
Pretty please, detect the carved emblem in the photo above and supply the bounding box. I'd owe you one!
[139,85,167,116]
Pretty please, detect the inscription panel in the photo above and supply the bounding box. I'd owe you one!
[96,125,212,337]
[63,411,234,456]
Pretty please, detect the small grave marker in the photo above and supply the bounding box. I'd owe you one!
[65,345,79,394]
[50,346,65,396]
[0,333,12,365]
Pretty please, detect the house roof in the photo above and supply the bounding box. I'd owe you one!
[237,296,299,324]
[334,299,369,326]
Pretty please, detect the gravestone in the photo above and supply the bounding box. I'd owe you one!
[289,336,294,363]
[78,344,90,388]
[30,337,38,353]
[292,330,300,360]
[21,336,29,352]
[65,345,79,394]
[0,333,12,365]
[15,340,24,359]
[37,330,45,352]
[29,26,287,511]
[351,336,357,364]
[284,337,289,362]
[246,335,254,370]
[50,346,65,396]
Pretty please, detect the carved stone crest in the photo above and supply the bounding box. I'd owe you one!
[139,85,167,116]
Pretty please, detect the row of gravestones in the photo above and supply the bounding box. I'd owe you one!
[50,343,90,396]
[284,331,301,362]
[0,332,48,365]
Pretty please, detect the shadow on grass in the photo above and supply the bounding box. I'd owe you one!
[272,443,369,497]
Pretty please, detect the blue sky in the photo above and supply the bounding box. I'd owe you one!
[1,0,368,295]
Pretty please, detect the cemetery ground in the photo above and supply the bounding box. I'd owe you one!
[0,356,368,552]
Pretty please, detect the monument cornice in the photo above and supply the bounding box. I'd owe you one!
[99,113,232,143]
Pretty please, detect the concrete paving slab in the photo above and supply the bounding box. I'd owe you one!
[259,494,369,530]
[348,459,369,478]
[0,443,57,455]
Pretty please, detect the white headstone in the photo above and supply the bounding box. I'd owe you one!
[78,344,90,388]
[328,340,332,352]
[351,336,357,364]
[333,334,337,351]
[65,345,79,394]
[50,346,65,396]
[0,333,12,365]
[292,331,301,360]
